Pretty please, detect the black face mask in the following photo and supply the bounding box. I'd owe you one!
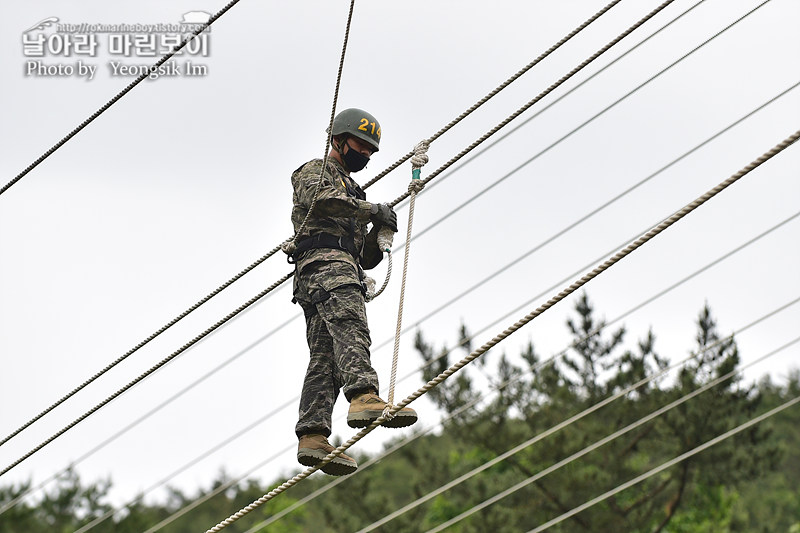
[340,139,370,172]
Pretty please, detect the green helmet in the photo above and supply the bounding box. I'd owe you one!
[330,108,381,152]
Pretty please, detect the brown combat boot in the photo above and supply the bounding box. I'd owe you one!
[347,391,418,429]
[297,434,357,476]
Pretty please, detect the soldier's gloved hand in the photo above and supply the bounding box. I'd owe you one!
[370,203,398,232]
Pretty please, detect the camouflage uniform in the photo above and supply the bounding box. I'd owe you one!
[290,157,385,438]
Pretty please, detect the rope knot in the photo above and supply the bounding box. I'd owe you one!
[381,404,396,421]
[280,240,297,256]
[410,140,430,169]
[409,180,425,194]
[363,275,377,302]
[377,226,394,252]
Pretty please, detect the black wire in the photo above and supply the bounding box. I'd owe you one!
[0,0,244,197]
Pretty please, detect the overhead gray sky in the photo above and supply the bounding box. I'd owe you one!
[1,0,798,519]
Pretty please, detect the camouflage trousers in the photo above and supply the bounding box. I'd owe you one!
[293,260,379,438]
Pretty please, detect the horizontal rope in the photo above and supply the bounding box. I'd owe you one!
[203,127,800,533]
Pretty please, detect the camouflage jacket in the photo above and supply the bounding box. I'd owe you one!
[289,157,384,278]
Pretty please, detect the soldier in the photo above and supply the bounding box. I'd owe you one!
[287,108,418,476]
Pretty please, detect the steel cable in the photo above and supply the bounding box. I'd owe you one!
[0,312,301,516]
[381,78,799,348]
[13,74,789,514]
[400,0,778,244]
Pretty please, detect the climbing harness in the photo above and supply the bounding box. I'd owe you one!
[284,160,366,266]
[288,232,359,264]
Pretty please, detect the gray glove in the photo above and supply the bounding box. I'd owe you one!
[370,203,398,232]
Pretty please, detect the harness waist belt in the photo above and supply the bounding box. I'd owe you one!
[292,232,359,261]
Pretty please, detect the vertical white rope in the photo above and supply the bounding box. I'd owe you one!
[386,192,416,407]
[386,142,429,409]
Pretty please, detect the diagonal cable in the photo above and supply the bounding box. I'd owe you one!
[0,268,288,448]
[202,127,800,533]
[360,0,625,190]
[0,0,242,197]
[401,0,778,242]
[526,395,800,533]
[381,78,799,350]
[71,391,298,533]
[0,312,300,516]
[14,76,792,516]
[93,211,800,533]
[387,0,682,208]
[247,297,800,533]
[397,0,775,204]
[108,213,798,533]
[425,338,800,533]
[1,0,666,455]
[0,271,293,477]
[360,314,800,532]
